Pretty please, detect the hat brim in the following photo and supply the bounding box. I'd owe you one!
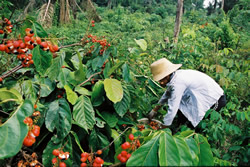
[153,64,182,81]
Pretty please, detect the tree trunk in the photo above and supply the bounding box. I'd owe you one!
[60,0,65,24]
[173,0,184,44]
[81,0,102,22]
[221,0,224,10]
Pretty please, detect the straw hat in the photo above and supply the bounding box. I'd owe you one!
[150,58,182,81]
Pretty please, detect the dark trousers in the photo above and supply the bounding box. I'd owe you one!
[173,94,227,131]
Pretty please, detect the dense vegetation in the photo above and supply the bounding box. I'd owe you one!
[0,0,249,166]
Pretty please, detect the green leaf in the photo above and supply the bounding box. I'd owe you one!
[111,129,122,151]
[159,132,180,166]
[122,63,132,82]
[185,137,199,166]
[127,132,161,166]
[64,85,78,105]
[101,111,118,128]
[104,79,123,103]
[42,135,72,167]
[134,39,147,51]
[45,99,72,141]
[0,100,33,159]
[74,51,87,83]
[32,21,48,37]
[21,80,38,99]
[0,87,23,104]
[46,53,65,81]
[57,68,71,88]
[195,134,214,166]
[107,61,125,76]
[114,85,130,117]
[89,128,110,156]
[174,136,193,166]
[91,80,105,106]
[70,131,84,153]
[32,46,53,75]
[75,86,92,96]
[73,95,95,132]
[38,77,56,97]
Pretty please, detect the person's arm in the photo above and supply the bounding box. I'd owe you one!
[162,82,186,126]
[148,104,162,120]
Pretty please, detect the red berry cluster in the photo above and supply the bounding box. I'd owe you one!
[52,149,70,167]
[0,27,59,67]
[0,18,13,34]
[84,34,111,55]
[117,134,140,163]
[32,104,41,117]
[23,117,40,147]
[91,20,95,27]
[80,150,104,167]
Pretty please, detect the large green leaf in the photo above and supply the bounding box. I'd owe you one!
[127,132,161,166]
[74,51,87,83]
[195,134,214,166]
[74,86,92,96]
[32,46,53,75]
[0,87,23,104]
[101,111,118,128]
[185,137,199,166]
[91,80,105,106]
[0,100,33,159]
[57,68,72,88]
[72,95,95,132]
[122,63,132,82]
[114,85,130,117]
[175,136,193,166]
[104,79,123,103]
[159,132,180,166]
[134,39,147,51]
[37,77,55,97]
[32,21,48,37]
[45,99,72,141]
[21,80,38,99]
[88,128,110,157]
[42,135,72,167]
[64,85,78,105]
[46,53,65,81]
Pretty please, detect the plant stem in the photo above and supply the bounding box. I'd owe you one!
[0,65,23,79]
[78,71,102,87]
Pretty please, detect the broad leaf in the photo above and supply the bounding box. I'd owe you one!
[42,135,72,167]
[159,132,180,166]
[175,136,193,166]
[64,85,78,105]
[0,100,33,159]
[88,129,110,157]
[21,80,38,99]
[32,21,48,37]
[127,132,161,166]
[134,39,147,51]
[38,77,56,97]
[0,87,23,104]
[75,86,92,96]
[32,46,52,75]
[107,61,125,76]
[195,134,214,166]
[122,63,132,82]
[101,111,118,128]
[73,95,95,132]
[104,79,123,103]
[74,51,87,83]
[46,53,65,81]
[185,137,199,166]
[45,99,72,141]
[91,80,105,106]
[57,68,71,88]
[114,85,130,117]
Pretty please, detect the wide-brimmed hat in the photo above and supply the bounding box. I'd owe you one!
[150,58,182,81]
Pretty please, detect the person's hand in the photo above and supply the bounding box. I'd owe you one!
[148,110,157,121]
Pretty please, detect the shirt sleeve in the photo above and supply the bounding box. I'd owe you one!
[163,82,187,126]
[158,85,174,105]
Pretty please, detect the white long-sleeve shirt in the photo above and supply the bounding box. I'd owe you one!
[158,69,224,127]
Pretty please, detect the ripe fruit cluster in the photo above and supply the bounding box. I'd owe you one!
[91,20,95,27]
[0,18,13,34]
[80,150,104,167]
[23,117,40,147]
[52,149,70,167]
[17,152,41,167]
[149,121,160,130]
[0,25,59,68]
[117,134,140,164]
[84,34,111,55]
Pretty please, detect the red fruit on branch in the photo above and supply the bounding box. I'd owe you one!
[80,163,87,167]
[0,29,4,34]
[129,134,134,141]
[91,20,95,24]
[0,44,6,51]
[52,149,60,156]
[59,162,66,167]
[0,77,3,82]
[24,117,33,126]
[96,150,102,155]
[52,157,57,164]
[31,125,40,137]
[23,135,36,147]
